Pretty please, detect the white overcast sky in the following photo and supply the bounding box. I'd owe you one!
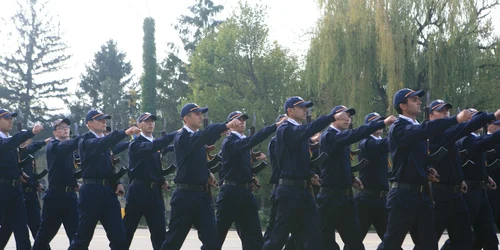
[0,0,499,104]
[0,0,321,92]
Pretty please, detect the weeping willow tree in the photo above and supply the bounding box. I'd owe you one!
[306,0,500,122]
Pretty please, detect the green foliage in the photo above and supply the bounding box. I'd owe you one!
[70,39,136,129]
[141,17,157,115]
[306,0,500,124]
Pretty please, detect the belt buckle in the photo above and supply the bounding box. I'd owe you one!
[380,191,387,197]
[150,182,155,188]
[102,179,107,186]
[453,185,460,193]
[12,180,18,187]
[345,189,350,196]
[419,185,424,193]
[65,186,73,192]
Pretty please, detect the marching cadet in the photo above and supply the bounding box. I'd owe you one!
[486,120,500,231]
[0,137,50,249]
[377,89,470,250]
[352,113,392,244]
[0,108,43,250]
[425,101,499,249]
[123,113,177,249]
[68,110,140,250]
[161,103,241,250]
[441,109,500,250]
[262,96,346,250]
[318,106,394,250]
[32,118,81,250]
[216,111,286,249]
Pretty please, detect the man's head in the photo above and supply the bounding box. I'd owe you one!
[283,96,313,122]
[137,112,157,135]
[181,103,208,130]
[85,110,111,134]
[227,111,248,134]
[488,120,500,134]
[52,118,71,140]
[0,109,17,133]
[429,99,452,120]
[364,112,384,136]
[393,88,425,116]
[331,105,356,131]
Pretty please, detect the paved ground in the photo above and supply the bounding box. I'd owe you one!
[3,227,492,249]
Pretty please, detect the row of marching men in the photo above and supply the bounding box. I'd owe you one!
[2,86,500,250]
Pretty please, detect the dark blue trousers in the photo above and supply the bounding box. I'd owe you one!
[123,182,166,250]
[215,185,263,250]
[354,192,388,242]
[0,183,31,250]
[0,189,41,248]
[377,188,437,250]
[32,189,78,250]
[68,184,126,250]
[430,189,472,250]
[263,187,303,250]
[487,189,500,231]
[262,185,323,250]
[442,187,498,250]
[317,193,365,250]
[161,188,221,250]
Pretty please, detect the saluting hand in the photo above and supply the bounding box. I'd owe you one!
[494,109,500,121]
[125,126,141,136]
[384,115,397,126]
[275,116,288,127]
[334,112,349,122]
[226,118,242,130]
[456,110,472,123]
[32,123,43,135]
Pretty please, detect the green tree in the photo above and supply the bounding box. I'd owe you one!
[70,39,135,129]
[157,0,224,132]
[141,17,157,114]
[306,0,500,123]
[0,0,71,126]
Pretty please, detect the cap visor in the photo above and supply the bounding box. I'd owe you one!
[297,101,313,108]
[408,90,425,98]
[95,114,111,120]
[195,107,208,113]
[434,103,453,111]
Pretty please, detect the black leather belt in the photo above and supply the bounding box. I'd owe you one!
[391,182,426,193]
[223,180,252,189]
[131,180,161,188]
[0,178,21,187]
[49,185,76,192]
[82,179,111,186]
[432,183,462,193]
[362,189,388,197]
[465,180,486,189]
[319,187,353,196]
[177,183,205,192]
[278,179,309,188]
